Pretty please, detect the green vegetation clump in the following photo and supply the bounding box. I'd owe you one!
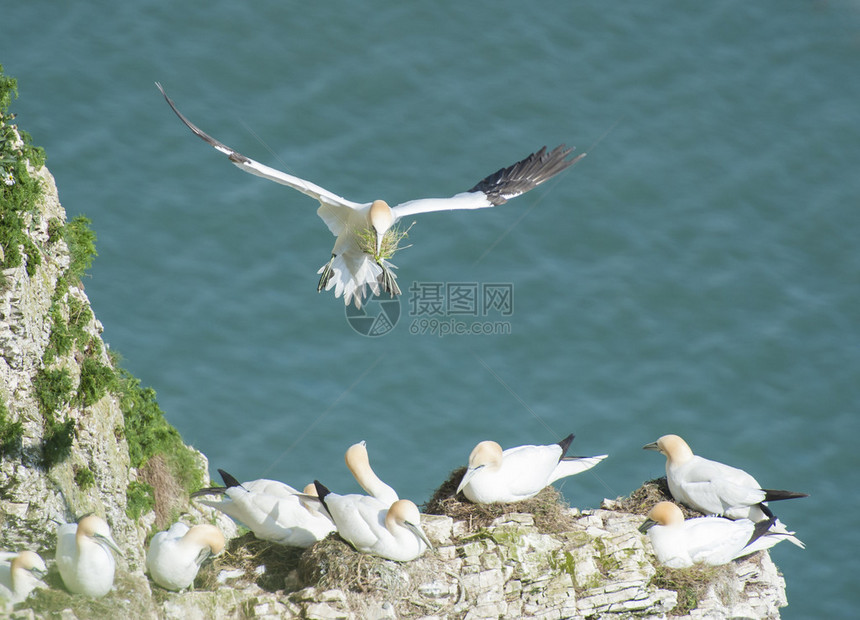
[74,466,96,490]
[0,396,24,456]
[126,479,156,520]
[33,367,74,416]
[76,356,116,407]
[2,66,204,531]
[64,215,97,281]
[354,221,413,262]
[117,368,204,519]
[42,417,75,467]
[0,64,46,283]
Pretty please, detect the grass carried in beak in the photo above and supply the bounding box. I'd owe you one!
[355,221,415,262]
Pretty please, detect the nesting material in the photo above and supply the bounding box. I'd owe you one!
[298,534,411,594]
[423,466,578,534]
[354,222,413,262]
[609,476,704,519]
[194,532,303,593]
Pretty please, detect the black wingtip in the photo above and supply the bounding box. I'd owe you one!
[747,514,778,548]
[557,433,575,458]
[469,144,583,206]
[217,469,242,489]
[313,480,332,517]
[189,486,228,499]
[763,489,809,502]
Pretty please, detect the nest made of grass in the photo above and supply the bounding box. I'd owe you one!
[194,531,304,593]
[298,533,416,595]
[422,466,579,535]
[607,476,704,519]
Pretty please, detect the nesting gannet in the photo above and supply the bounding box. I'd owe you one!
[0,551,47,606]
[345,440,398,506]
[156,83,585,308]
[146,523,225,591]
[456,433,607,503]
[639,501,800,568]
[642,434,808,523]
[56,515,123,598]
[314,481,432,562]
[191,469,335,547]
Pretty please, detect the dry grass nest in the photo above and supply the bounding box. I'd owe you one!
[194,531,304,593]
[298,534,415,595]
[422,466,579,535]
[608,476,704,519]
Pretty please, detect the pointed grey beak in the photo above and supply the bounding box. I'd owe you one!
[96,533,124,557]
[638,518,657,534]
[642,441,660,451]
[406,520,434,551]
[455,466,482,495]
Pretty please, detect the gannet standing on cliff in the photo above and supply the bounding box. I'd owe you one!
[156,83,585,308]
[56,515,123,598]
[0,551,47,606]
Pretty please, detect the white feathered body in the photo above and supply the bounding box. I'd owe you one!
[56,524,116,598]
[198,480,334,547]
[323,494,428,562]
[0,552,46,605]
[146,523,209,591]
[667,455,769,520]
[646,515,791,569]
[461,444,606,503]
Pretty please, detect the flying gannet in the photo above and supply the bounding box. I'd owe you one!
[456,433,607,503]
[156,82,585,308]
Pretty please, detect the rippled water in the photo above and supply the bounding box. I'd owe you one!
[4,2,860,616]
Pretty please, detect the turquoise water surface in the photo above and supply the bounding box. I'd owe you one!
[4,2,859,617]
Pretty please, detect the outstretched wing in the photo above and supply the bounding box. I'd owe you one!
[156,82,364,210]
[391,145,584,219]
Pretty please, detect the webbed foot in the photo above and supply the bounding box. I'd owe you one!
[317,254,336,292]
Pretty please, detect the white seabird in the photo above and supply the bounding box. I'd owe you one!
[56,515,123,598]
[0,551,47,606]
[156,82,586,308]
[146,523,225,591]
[642,434,808,523]
[638,501,800,568]
[345,440,399,506]
[314,481,432,562]
[456,433,607,503]
[191,469,335,548]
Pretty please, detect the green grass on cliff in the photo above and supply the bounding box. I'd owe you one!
[1,63,46,281]
[1,65,204,523]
